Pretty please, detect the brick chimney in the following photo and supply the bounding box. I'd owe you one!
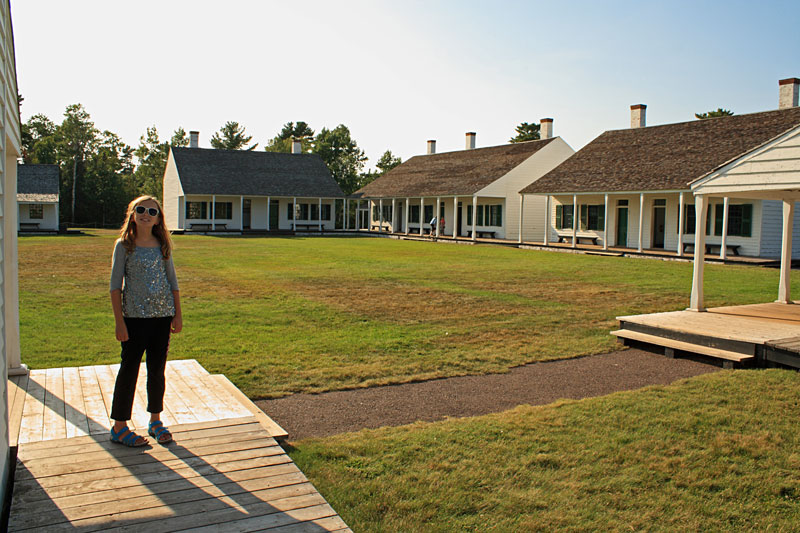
[427,140,436,155]
[540,118,553,139]
[630,104,646,128]
[465,132,476,150]
[292,139,302,154]
[189,131,199,148]
[779,78,800,109]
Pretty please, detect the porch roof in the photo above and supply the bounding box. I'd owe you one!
[354,138,556,198]
[17,164,59,200]
[522,106,800,195]
[172,147,344,198]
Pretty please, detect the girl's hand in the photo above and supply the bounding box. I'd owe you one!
[171,315,183,334]
[116,322,129,342]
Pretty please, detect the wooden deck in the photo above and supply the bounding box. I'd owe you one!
[7,360,350,532]
[614,302,800,368]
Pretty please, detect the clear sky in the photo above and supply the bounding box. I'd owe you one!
[11,1,800,169]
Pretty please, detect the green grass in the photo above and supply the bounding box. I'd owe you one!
[291,369,800,532]
[19,231,798,398]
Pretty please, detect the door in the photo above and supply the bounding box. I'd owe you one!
[652,202,666,248]
[242,199,251,229]
[269,200,279,230]
[455,202,462,237]
[616,207,628,247]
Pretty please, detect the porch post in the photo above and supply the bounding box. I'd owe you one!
[369,200,374,231]
[571,194,577,248]
[392,198,397,233]
[543,195,550,246]
[778,199,794,304]
[603,194,609,250]
[472,195,478,241]
[518,194,524,244]
[453,196,458,238]
[379,199,384,232]
[689,194,708,311]
[720,197,729,259]
[266,196,271,231]
[420,198,424,236]
[292,197,297,231]
[212,195,216,231]
[344,199,348,230]
[240,196,244,231]
[405,197,410,234]
[435,197,441,238]
[677,192,685,256]
[638,193,644,252]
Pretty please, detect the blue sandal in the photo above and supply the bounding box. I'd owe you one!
[110,426,148,447]
[148,421,173,444]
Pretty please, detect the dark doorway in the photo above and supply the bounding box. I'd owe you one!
[455,202,462,236]
[616,206,628,247]
[242,199,251,229]
[269,200,279,230]
[652,200,666,248]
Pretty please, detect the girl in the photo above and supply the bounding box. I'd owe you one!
[109,196,182,446]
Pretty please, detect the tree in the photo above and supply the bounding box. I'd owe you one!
[133,126,189,201]
[509,122,541,143]
[82,131,135,226]
[58,104,99,224]
[312,124,367,195]
[264,121,315,153]
[695,108,734,119]
[376,150,402,174]
[210,121,258,150]
[21,113,58,164]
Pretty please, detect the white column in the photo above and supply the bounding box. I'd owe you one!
[292,197,297,231]
[344,199,348,230]
[212,195,216,231]
[472,195,478,241]
[603,194,609,250]
[543,195,550,246]
[637,193,644,252]
[689,194,708,311]
[419,198,424,236]
[266,196,271,231]
[392,198,397,233]
[453,196,458,238]
[379,199,384,232]
[518,194,524,244]
[720,197,729,259]
[677,192,685,256]
[405,198,410,234]
[240,196,244,231]
[435,197,441,237]
[5,155,25,375]
[778,200,795,304]
[318,198,323,231]
[571,194,577,247]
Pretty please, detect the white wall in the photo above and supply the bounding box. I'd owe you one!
[759,200,800,259]
[162,151,183,230]
[18,203,58,230]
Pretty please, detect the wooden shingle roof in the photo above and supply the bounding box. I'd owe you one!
[172,147,344,198]
[355,138,557,198]
[521,107,800,195]
[17,164,59,202]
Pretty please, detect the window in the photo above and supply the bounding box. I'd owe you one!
[617,199,628,206]
[488,205,502,226]
[476,205,484,226]
[29,204,43,219]
[297,203,310,220]
[372,205,379,220]
[410,205,420,223]
[714,203,752,237]
[311,204,319,221]
[579,205,605,231]
[186,201,207,219]
[288,204,293,220]
[467,205,472,225]
[555,204,574,230]
[424,205,434,223]
[382,205,392,221]
[440,204,445,218]
[322,204,332,221]
[681,204,713,235]
[214,202,232,219]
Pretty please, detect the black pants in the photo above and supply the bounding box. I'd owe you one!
[110,316,173,421]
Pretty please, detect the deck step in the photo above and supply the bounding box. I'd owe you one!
[611,329,755,363]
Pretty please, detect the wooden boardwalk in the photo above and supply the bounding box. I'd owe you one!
[8,360,350,532]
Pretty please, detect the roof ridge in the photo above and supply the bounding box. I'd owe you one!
[602,106,800,134]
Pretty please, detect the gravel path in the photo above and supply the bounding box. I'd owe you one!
[255,349,719,442]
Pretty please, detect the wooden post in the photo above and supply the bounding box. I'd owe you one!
[292,197,297,231]
[689,194,708,311]
[420,198,424,236]
[544,195,550,246]
[677,192,684,256]
[379,199,384,232]
[405,198,410,234]
[603,194,608,250]
[344,198,348,230]
[720,197,729,259]
[518,194,524,244]
[319,197,323,231]
[266,196,271,232]
[472,196,478,241]
[212,195,216,231]
[453,196,457,238]
[240,196,244,232]
[392,198,397,233]
[778,199,794,304]
[572,194,577,248]
[435,197,441,238]
[638,193,644,252]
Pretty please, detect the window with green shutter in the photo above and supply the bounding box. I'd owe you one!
[410,205,420,223]
[467,205,472,225]
[424,205,434,222]
[555,204,563,229]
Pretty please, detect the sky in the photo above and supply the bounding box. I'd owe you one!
[10,0,800,169]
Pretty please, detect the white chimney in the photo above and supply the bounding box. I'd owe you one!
[465,132,476,150]
[540,118,553,139]
[292,139,302,154]
[779,78,800,109]
[630,104,646,128]
[189,130,199,148]
[427,139,436,155]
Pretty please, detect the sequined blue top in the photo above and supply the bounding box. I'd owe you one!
[110,240,179,318]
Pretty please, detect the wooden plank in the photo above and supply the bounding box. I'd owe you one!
[130,364,151,430]
[78,366,112,435]
[212,374,288,440]
[612,329,755,362]
[62,367,90,438]
[165,363,216,422]
[92,365,116,425]
[8,373,29,446]
[267,516,352,533]
[160,365,199,425]
[171,359,251,420]
[42,368,67,441]
[18,369,47,444]
[180,503,343,533]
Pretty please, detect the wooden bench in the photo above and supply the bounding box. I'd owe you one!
[19,222,40,230]
[682,242,740,256]
[468,230,496,239]
[189,223,227,231]
[294,223,323,231]
[557,234,598,245]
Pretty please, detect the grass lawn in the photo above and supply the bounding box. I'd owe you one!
[291,369,800,532]
[19,231,798,398]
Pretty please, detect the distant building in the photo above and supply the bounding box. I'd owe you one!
[17,164,60,232]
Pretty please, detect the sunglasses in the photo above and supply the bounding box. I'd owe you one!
[135,206,159,217]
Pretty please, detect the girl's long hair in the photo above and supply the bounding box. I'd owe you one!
[118,196,173,259]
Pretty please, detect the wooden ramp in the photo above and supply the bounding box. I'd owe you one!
[614,302,800,368]
[7,360,349,532]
